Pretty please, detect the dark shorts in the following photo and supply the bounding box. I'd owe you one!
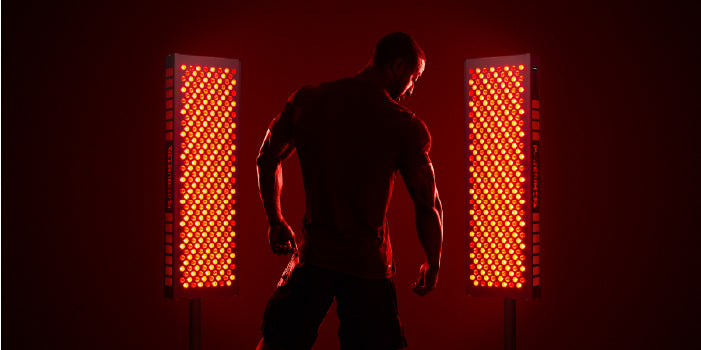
[261,259,407,350]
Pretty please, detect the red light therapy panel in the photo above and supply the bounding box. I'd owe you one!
[165,54,240,299]
[465,53,540,300]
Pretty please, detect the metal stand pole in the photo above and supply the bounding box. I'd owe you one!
[504,298,516,350]
[189,298,201,350]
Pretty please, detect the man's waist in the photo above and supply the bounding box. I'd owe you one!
[298,240,395,280]
[302,221,388,245]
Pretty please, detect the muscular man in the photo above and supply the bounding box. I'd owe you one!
[256,32,443,350]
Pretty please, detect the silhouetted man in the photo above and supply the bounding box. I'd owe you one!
[256,32,443,350]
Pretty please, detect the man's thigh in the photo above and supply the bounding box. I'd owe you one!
[335,275,407,350]
[261,262,335,350]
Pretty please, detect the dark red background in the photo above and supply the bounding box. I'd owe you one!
[3,1,699,349]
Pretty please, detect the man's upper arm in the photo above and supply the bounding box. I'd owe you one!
[257,87,307,165]
[399,116,436,209]
[399,116,431,171]
[402,162,439,211]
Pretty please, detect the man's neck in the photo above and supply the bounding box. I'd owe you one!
[354,64,391,95]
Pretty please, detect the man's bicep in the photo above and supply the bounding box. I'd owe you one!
[401,162,438,210]
[257,88,306,164]
[399,116,431,171]
[257,122,295,165]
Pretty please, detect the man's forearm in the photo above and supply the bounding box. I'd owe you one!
[415,196,443,268]
[257,160,284,225]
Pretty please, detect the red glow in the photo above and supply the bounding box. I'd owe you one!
[467,62,527,290]
[166,56,240,297]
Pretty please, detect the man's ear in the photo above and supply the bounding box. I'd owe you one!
[391,58,405,76]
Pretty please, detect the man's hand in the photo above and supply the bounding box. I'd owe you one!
[412,262,439,296]
[268,220,297,255]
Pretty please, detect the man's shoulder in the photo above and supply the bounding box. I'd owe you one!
[312,77,360,94]
[288,79,345,102]
[380,97,416,124]
[293,78,417,121]
[343,77,416,121]
[390,102,415,120]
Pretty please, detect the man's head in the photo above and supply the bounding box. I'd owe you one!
[370,32,426,102]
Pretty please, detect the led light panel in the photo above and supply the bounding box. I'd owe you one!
[465,53,540,300]
[165,54,240,299]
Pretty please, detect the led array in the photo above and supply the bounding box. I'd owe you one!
[177,64,238,289]
[467,64,527,289]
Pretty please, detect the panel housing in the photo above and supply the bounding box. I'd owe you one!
[165,54,240,299]
[465,53,540,300]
